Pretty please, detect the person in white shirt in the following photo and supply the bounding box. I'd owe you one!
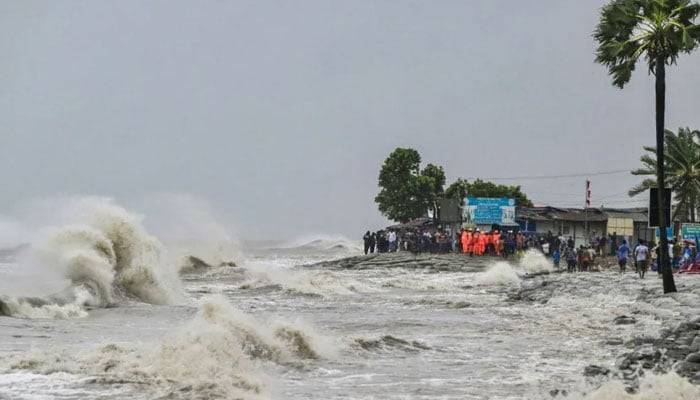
[634,240,650,279]
[388,231,397,252]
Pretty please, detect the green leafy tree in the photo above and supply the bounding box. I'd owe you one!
[445,178,534,207]
[445,178,470,201]
[629,127,700,222]
[421,163,446,218]
[375,148,440,223]
[594,0,700,293]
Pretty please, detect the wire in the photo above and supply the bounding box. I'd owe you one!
[595,190,634,200]
[464,169,630,181]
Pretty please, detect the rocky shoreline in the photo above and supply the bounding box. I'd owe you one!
[305,252,494,271]
[307,252,700,394]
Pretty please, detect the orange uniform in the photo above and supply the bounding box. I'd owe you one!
[461,231,470,254]
[475,232,487,256]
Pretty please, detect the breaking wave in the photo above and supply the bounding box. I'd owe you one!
[520,249,554,274]
[0,198,182,318]
[578,372,699,399]
[278,235,362,253]
[476,250,553,286]
[236,261,371,296]
[476,261,522,286]
[2,295,333,399]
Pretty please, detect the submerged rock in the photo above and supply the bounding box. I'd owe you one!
[584,365,610,377]
[179,256,238,274]
[686,352,700,363]
[613,315,637,325]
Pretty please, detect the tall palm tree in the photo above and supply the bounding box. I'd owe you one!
[629,128,700,222]
[595,0,700,293]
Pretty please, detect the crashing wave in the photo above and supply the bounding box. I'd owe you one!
[476,250,554,286]
[476,261,522,286]
[0,199,181,318]
[519,249,554,275]
[2,296,332,399]
[276,235,363,253]
[577,372,699,399]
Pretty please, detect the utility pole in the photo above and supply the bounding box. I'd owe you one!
[585,180,591,243]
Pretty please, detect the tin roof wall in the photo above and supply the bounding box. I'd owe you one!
[516,206,646,223]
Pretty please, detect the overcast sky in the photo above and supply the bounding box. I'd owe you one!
[2,0,700,240]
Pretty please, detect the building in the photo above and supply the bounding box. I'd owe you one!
[516,206,653,247]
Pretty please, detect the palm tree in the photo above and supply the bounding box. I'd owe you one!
[594,0,700,293]
[629,128,700,222]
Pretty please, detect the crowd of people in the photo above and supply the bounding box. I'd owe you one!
[363,227,700,277]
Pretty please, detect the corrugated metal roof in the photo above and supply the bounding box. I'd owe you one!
[516,207,647,223]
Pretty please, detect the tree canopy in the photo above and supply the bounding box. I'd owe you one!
[374,148,445,223]
[594,0,700,88]
[375,148,535,222]
[445,179,533,207]
[630,127,700,221]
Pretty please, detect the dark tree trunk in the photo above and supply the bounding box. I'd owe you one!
[691,197,696,223]
[655,59,677,293]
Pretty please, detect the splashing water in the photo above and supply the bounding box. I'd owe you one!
[1,295,332,399]
[0,198,182,318]
[579,372,700,399]
[519,249,554,274]
[476,261,522,286]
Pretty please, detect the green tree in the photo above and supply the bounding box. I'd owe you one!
[421,163,446,218]
[445,178,470,201]
[375,148,439,223]
[629,127,700,222]
[594,0,700,293]
[445,178,534,207]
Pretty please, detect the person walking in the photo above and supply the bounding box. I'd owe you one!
[369,232,376,254]
[617,240,630,273]
[565,246,577,273]
[635,240,650,279]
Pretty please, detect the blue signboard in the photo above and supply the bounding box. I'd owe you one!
[463,197,516,225]
[655,227,674,240]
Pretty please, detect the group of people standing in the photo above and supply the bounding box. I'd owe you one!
[616,237,698,278]
[362,230,398,254]
[459,229,504,256]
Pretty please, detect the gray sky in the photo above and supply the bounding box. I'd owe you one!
[1,0,700,240]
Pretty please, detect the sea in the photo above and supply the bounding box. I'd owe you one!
[0,199,699,400]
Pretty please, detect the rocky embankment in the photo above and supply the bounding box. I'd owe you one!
[509,271,700,391]
[309,252,700,392]
[306,252,492,271]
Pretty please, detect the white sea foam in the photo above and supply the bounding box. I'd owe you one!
[476,261,522,286]
[238,260,369,296]
[2,295,331,399]
[519,249,554,274]
[579,372,700,399]
[0,198,182,318]
[475,250,552,286]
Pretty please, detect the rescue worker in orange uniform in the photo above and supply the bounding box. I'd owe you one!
[471,230,480,256]
[493,230,501,256]
[465,229,473,255]
[461,229,470,254]
[476,230,487,256]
